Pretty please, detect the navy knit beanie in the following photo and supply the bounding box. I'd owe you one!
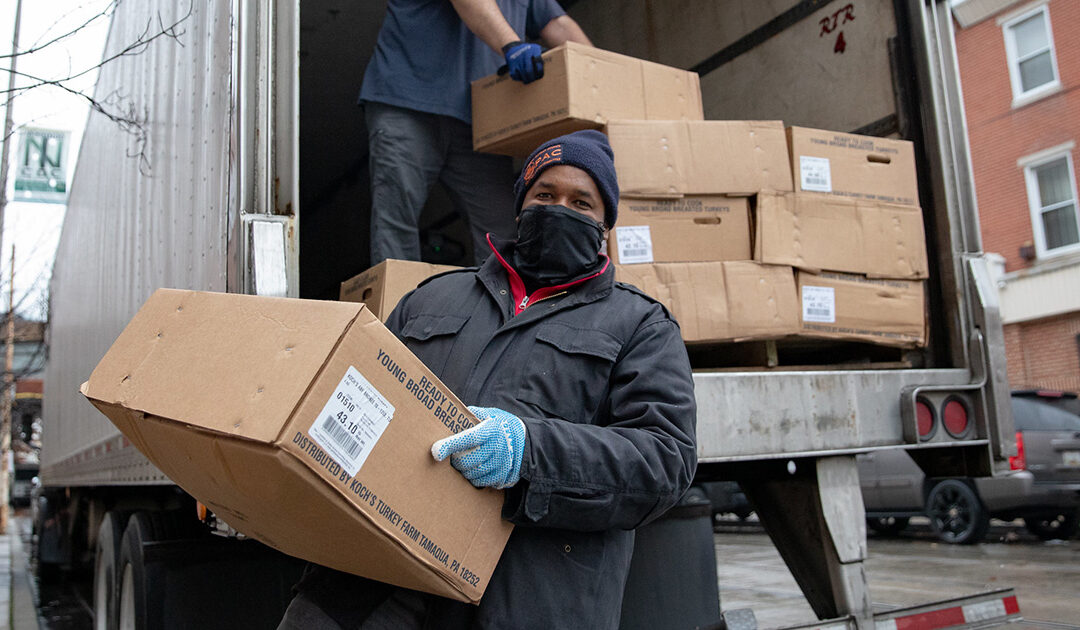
[514,129,620,228]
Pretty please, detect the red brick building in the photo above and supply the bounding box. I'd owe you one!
[953,0,1080,392]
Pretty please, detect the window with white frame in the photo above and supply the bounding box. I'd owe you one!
[1024,152,1080,257]
[1002,4,1060,104]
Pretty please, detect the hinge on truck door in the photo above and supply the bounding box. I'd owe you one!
[242,214,290,297]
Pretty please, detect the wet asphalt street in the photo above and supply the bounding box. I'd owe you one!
[714,516,1080,629]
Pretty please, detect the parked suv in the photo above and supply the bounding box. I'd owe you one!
[859,391,1080,544]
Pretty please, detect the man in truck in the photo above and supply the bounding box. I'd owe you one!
[363,0,592,266]
[280,130,698,629]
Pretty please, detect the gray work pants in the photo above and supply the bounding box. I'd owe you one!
[366,102,517,266]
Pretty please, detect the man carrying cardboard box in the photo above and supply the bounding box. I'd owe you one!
[362,0,591,266]
[281,131,698,629]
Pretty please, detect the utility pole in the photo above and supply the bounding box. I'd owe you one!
[0,245,13,532]
[0,0,22,535]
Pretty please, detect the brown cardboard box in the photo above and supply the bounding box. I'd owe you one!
[787,127,919,206]
[472,42,703,156]
[615,261,798,343]
[81,289,512,603]
[796,271,926,348]
[754,192,928,279]
[609,196,751,264]
[340,260,459,321]
[607,120,794,196]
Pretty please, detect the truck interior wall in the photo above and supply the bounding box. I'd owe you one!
[298,1,478,302]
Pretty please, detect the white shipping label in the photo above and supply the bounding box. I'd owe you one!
[802,285,836,323]
[308,366,395,477]
[615,225,654,264]
[800,156,832,193]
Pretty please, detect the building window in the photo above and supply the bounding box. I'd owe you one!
[1002,4,1060,106]
[1024,152,1080,257]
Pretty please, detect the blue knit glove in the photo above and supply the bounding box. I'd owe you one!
[431,406,526,489]
[502,41,544,84]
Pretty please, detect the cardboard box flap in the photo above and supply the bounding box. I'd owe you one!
[83,289,363,444]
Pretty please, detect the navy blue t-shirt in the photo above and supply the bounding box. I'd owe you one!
[359,0,565,124]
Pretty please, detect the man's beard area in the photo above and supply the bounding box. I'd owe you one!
[513,204,605,289]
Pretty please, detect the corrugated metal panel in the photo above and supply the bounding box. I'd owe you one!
[999,258,1080,324]
[41,1,233,482]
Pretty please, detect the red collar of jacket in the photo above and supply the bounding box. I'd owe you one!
[485,233,611,316]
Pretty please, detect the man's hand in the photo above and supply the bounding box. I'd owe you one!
[502,41,544,83]
[431,406,525,488]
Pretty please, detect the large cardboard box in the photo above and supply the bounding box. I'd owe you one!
[609,196,751,264]
[472,42,703,156]
[607,120,794,196]
[796,271,926,348]
[754,192,928,279]
[340,260,459,321]
[81,289,512,603]
[787,127,919,206]
[615,261,798,343]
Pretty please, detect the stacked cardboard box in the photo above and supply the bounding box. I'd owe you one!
[341,259,459,321]
[756,127,929,348]
[471,45,928,351]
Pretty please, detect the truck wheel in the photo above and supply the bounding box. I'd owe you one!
[117,512,171,629]
[1024,510,1079,541]
[94,511,131,630]
[866,516,910,536]
[927,479,990,544]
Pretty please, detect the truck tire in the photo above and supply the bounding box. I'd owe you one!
[94,511,131,630]
[926,479,990,544]
[117,512,172,629]
[1024,510,1079,541]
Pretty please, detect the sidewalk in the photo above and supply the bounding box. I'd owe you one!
[3,514,41,630]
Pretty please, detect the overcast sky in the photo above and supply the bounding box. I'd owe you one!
[0,0,111,321]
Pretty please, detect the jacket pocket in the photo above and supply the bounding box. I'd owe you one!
[518,322,621,423]
[399,313,467,375]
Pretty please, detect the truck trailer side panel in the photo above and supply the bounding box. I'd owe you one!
[42,2,233,485]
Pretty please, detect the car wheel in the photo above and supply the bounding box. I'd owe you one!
[926,479,990,544]
[866,516,910,536]
[1023,510,1080,541]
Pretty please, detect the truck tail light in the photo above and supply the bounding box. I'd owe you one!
[1009,432,1026,471]
[916,399,936,441]
[943,397,971,438]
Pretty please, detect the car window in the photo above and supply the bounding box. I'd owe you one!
[1012,396,1080,431]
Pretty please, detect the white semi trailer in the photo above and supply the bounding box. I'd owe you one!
[39,1,1018,628]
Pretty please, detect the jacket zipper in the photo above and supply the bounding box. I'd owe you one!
[521,291,567,310]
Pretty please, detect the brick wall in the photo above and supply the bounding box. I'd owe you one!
[955,0,1080,272]
[1003,313,1080,392]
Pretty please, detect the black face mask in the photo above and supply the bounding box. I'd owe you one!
[513,204,605,287]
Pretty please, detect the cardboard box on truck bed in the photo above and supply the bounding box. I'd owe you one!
[787,126,919,206]
[471,42,703,156]
[81,289,512,604]
[606,120,794,196]
[754,192,928,279]
[615,261,798,344]
[340,259,459,321]
[609,196,751,264]
[796,271,926,348]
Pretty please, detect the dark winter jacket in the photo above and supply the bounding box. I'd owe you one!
[297,239,697,629]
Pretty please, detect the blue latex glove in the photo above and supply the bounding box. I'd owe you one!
[502,41,544,84]
[431,406,525,488]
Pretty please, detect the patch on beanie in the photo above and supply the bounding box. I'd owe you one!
[522,144,563,186]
